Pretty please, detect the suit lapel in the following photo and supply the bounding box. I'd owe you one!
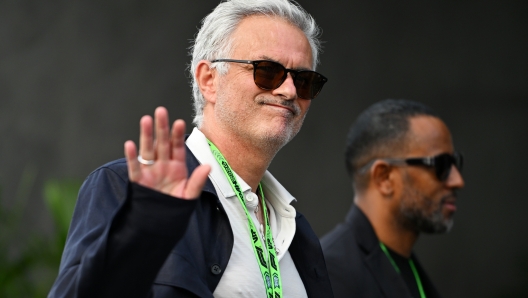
[349,206,413,298]
[290,212,334,297]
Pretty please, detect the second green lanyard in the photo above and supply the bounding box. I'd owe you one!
[379,242,426,298]
[208,140,283,298]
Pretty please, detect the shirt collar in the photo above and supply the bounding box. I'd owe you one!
[185,128,297,210]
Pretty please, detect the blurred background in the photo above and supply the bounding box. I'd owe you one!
[0,0,527,297]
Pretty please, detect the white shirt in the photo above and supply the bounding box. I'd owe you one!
[186,128,307,298]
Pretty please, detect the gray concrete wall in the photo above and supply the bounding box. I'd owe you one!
[1,0,527,297]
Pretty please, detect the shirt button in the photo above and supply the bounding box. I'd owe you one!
[246,193,256,202]
[211,264,222,275]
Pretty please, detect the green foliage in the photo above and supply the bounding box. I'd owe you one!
[44,180,80,250]
[0,166,80,298]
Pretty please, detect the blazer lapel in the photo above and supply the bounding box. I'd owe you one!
[349,206,413,298]
[290,212,334,297]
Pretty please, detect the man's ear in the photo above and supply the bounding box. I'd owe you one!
[195,60,217,104]
[370,160,395,196]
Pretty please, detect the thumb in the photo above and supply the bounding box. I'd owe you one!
[182,165,211,199]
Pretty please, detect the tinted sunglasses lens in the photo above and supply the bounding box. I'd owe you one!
[436,153,465,181]
[435,154,453,181]
[253,61,286,90]
[295,71,327,99]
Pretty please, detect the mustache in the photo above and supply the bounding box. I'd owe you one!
[441,191,458,204]
[257,98,301,116]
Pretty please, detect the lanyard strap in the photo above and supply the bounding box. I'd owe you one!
[379,242,426,298]
[208,140,283,298]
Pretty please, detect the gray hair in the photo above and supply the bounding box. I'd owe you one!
[188,0,323,127]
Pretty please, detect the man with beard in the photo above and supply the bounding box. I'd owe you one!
[48,0,331,297]
[321,99,465,298]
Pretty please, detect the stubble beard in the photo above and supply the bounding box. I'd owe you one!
[398,177,455,234]
[216,93,306,156]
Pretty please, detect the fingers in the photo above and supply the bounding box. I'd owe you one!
[154,107,171,161]
[171,119,186,161]
[183,165,211,199]
[130,107,202,199]
[139,115,154,161]
[139,107,172,162]
[124,140,141,182]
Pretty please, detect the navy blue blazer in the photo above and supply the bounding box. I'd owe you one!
[321,205,441,298]
[49,146,333,298]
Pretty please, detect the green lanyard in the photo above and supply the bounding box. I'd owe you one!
[379,242,426,298]
[208,140,283,298]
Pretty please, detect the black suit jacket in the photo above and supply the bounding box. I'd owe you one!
[48,146,333,298]
[320,205,441,298]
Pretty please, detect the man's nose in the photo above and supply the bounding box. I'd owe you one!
[271,73,297,100]
[446,165,465,189]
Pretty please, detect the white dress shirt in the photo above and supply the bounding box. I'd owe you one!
[186,128,307,298]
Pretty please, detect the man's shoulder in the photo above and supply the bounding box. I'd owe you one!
[96,157,129,173]
[85,158,129,183]
[99,158,128,169]
[321,227,361,263]
[321,204,377,251]
[319,207,381,298]
[320,206,363,252]
[320,221,354,246]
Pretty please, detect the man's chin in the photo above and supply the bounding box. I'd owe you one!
[401,210,454,234]
[421,217,454,234]
[260,130,295,150]
[261,123,300,144]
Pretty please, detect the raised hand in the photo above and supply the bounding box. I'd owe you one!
[124,107,211,199]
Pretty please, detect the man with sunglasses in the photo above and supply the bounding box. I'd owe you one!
[49,0,332,297]
[321,99,465,298]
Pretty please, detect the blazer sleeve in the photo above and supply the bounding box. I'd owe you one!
[48,162,198,298]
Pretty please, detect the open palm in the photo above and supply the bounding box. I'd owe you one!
[124,107,210,199]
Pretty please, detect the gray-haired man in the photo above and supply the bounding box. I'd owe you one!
[49,0,331,297]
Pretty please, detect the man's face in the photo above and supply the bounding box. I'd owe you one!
[395,116,465,234]
[212,15,313,151]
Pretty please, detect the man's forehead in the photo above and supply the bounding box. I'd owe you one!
[407,116,454,155]
[229,15,313,68]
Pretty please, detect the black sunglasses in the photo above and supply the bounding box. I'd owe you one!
[210,59,328,100]
[359,152,463,182]
[384,152,464,182]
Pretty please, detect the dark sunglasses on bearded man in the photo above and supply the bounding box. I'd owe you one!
[359,152,464,182]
